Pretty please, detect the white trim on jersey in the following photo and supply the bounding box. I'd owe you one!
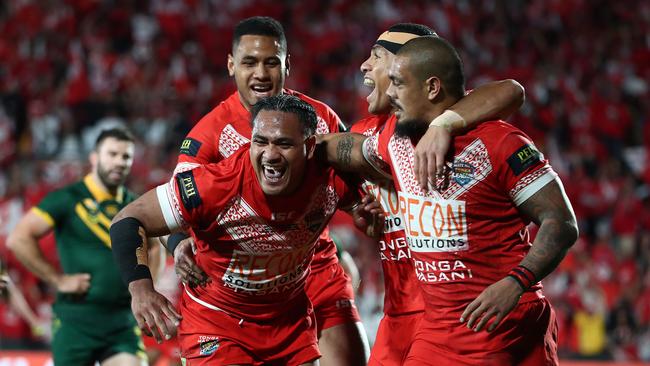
[173,162,200,175]
[361,136,393,180]
[183,286,227,313]
[156,184,184,231]
[512,169,559,206]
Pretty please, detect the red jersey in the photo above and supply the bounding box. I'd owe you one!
[351,115,424,316]
[158,147,357,321]
[175,90,342,272]
[363,119,558,323]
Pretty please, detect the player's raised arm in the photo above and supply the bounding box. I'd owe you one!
[110,189,181,344]
[414,79,525,190]
[461,178,578,333]
[317,132,392,182]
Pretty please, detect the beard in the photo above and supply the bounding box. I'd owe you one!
[97,162,126,191]
[394,118,429,140]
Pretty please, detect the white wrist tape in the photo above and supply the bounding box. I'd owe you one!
[429,110,466,132]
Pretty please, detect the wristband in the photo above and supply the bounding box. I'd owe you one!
[110,217,152,284]
[507,265,537,291]
[429,110,466,132]
[167,232,189,256]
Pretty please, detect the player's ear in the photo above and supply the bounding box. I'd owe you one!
[426,76,442,101]
[285,53,291,77]
[305,135,316,159]
[227,54,235,77]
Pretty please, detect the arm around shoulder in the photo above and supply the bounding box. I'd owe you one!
[316,133,391,182]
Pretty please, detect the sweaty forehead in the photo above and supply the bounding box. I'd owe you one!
[389,56,409,75]
[253,111,302,138]
[234,35,284,57]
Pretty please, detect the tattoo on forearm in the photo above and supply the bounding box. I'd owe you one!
[518,181,578,281]
[520,220,571,280]
[337,135,354,167]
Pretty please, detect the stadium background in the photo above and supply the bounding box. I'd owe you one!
[0,0,648,364]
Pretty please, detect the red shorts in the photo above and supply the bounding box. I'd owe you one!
[178,292,320,366]
[404,297,558,366]
[368,311,424,366]
[143,334,181,359]
[305,262,361,334]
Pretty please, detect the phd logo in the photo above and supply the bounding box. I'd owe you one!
[198,336,219,356]
[452,161,474,186]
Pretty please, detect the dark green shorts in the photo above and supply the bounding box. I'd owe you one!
[51,315,147,365]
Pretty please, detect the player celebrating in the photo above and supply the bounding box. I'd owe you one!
[110,95,382,366]
[322,36,578,365]
[352,23,525,365]
[168,16,368,365]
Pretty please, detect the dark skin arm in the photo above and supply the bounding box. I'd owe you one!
[414,79,525,190]
[111,189,181,343]
[460,179,578,332]
[316,133,390,182]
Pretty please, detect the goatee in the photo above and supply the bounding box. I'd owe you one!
[394,119,429,140]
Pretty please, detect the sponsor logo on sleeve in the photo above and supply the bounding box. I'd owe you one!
[507,144,543,176]
[176,171,202,211]
[179,138,202,157]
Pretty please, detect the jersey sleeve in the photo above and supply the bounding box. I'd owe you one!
[493,130,559,206]
[33,189,71,228]
[175,112,220,174]
[307,97,343,134]
[322,104,344,133]
[361,131,393,179]
[156,164,234,232]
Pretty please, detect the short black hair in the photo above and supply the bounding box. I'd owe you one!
[233,16,287,53]
[376,23,437,54]
[95,127,135,150]
[251,95,317,137]
[387,23,437,37]
[397,36,465,100]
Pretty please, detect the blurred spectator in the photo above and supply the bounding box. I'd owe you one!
[0,1,647,361]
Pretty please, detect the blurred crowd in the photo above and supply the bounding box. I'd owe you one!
[0,0,648,362]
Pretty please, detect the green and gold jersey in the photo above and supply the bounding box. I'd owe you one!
[33,175,136,313]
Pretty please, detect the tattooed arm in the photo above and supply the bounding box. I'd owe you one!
[517,180,578,280]
[317,133,391,181]
[460,179,578,333]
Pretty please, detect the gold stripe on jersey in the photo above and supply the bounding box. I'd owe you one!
[31,207,55,228]
[80,199,114,229]
[74,203,111,248]
[376,31,420,45]
[83,174,124,203]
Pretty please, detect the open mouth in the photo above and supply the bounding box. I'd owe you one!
[251,84,274,97]
[364,77,377,104]
[262,164,286,184]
